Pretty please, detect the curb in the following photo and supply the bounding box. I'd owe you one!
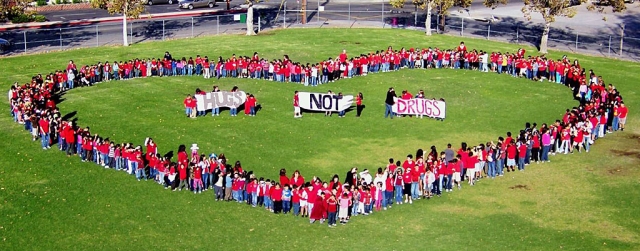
[0,8,247,32]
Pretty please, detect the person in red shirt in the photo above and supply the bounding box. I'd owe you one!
[517,140,528,171]
[271,183,283,214]
[192,163,204,193]
[402,168,413,204]
[506,140,517,172]
[246,94,257,116]
[617,102,628,131]
[39,116,50,150]
[183,94,196,118]
[175,163,188,191]
[293,91,301,118]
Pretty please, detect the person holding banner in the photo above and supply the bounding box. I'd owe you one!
[183,94,196,118]
[385,87,396,119]
[293,91,302,118]
[337,92,346,118]
[356,93,364,117]
[230,86,239,117]
[325,90,334,117]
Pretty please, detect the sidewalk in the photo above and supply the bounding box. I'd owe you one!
[0,8,247,32]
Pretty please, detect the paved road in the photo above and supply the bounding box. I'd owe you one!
[0,1,639,60]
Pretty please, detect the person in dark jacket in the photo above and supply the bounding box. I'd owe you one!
[385,87,396,119]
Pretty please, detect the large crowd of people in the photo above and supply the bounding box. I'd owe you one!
[7,42,629,227]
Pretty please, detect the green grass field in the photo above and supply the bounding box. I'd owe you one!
[1,29,639,250]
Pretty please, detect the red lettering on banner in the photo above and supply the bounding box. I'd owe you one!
[432,100,441,117]
[415,99,425,114]
[425,100,433,116]
[407,99,416,114]
[397,99,407,113]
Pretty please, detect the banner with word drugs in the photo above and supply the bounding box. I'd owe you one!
[392,98,446,119]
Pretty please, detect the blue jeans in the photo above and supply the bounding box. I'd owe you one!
[40,133,49,148]
[438,174,444,193]
[496,159,504,175]
[185,108,192,116]
[446,174,453,190]
[293,202,300,216]
[250,106,256,116]
[283,200,291,213]
[328,212,337,225]
[394,185,403,203]
[230,108,237,116]
[136,168,146,180]
[384,191,393,207]
[487,161,496,178]
[385,104,393,118]
[613,116,620,131]
[518,157,525,170]
[411,182,419,199]
[541,145,550,161]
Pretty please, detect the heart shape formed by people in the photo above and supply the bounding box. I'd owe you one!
[8,45,626,222]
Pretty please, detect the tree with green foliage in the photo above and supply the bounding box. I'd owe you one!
[0,0,32,22]
[390,0,471,36]
[517,0,628,54]
[90,0,146,46]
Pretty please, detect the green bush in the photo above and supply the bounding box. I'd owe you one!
[72,0,81,3]
[33,15,47,22]
[11,14,31,24]
[37,0,48,6]
[55,0,63,4]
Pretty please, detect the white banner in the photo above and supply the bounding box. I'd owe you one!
[195,91,247,111]
[299,92,354,112]
[392,98,446,119]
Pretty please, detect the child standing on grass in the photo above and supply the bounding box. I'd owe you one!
[282,185,292,214]
[193,163,203,194]
[272,183,283,214]
[299,185,308,217]
[326,194,338,227]
[338,192,351,224]
[374,182,383,211]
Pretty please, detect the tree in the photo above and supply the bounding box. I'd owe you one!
[244,0,261,36]
[91,0,145,46]
[390,0,471,36]
[521,0,591,53]
[0,0,33,22]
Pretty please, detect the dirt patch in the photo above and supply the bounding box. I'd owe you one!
[509,184,530,190]
[626,133,640,144]
[607,168,625,175]
[610,149,640,160]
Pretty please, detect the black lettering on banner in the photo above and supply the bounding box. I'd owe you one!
[322,95,333,110]
[310,94,322,110]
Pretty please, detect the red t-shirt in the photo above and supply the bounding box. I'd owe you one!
[518,145,527,158]
[507,145,517,159]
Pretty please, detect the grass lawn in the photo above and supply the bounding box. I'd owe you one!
[1,29,639,250]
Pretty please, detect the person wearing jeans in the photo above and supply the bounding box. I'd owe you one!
[385,87,396,119]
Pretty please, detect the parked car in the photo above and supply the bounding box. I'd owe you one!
[142,0,177,5]
[0,38,10,53]
[179,0,215,9]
